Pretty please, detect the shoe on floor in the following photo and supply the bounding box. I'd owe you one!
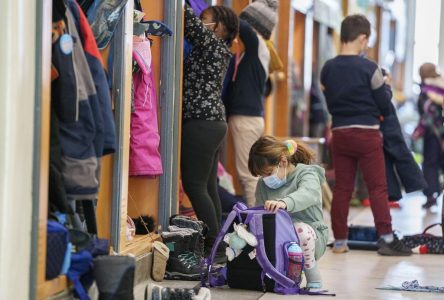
[145,283,206,300]
[377,235,412,256]
[388,201,401,209]
[361,198,371,207]
[194,287,211,300]
[164,254,202,280]
[151,241,169,282]
[331,244,349,254]
[422,196,438,209]
[162,233,202,280]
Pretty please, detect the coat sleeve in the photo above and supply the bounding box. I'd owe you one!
[370,67,392,116]
[239,20,258,56]
[280,170,322,212]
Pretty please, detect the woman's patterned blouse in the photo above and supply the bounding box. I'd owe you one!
[182,4,232,122]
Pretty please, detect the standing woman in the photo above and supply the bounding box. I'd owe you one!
[181,3,239,255]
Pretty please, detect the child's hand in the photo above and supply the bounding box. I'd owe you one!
[264,200,287,213]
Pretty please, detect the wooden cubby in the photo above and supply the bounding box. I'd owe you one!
[35,1,163,298]
[96,0,169,254]
[35,0,66,298]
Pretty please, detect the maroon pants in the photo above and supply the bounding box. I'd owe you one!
[331,128,392,239]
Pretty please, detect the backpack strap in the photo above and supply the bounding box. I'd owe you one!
[423,223,442,234]
[249,213,336,296]
[201,202,248,287]
[248,213,296,290]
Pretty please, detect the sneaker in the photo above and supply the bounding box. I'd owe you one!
[388,201,401,209]
[361,198,371,207]
[422,196,437,209]
[331,244,349,254]
[145,283,201,300]
[377,235,412,256]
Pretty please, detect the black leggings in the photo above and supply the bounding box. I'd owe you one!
[181,119,227,246]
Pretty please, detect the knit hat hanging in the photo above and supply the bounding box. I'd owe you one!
[239,0,279,40]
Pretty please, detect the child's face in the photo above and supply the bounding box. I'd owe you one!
[259,159,287,180]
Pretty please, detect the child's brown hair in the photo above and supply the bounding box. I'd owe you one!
[248,136,315,177]
[340,14,370,43]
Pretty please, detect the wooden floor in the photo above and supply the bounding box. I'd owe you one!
[136,192,444,300]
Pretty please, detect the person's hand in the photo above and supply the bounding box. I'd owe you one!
[264,200,287,213]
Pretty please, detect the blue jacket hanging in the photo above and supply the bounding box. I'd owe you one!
[51,1,116,200]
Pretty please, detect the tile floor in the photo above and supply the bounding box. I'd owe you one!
[138,192,444,300]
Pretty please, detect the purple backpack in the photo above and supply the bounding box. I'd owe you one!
[202,203,335,296]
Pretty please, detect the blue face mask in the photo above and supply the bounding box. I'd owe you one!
[263,165,287,189]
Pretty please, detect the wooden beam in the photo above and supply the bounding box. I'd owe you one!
[222,0,250,195]
[275,0,292,136]
[232,0,250,14]
[36,0,53,292]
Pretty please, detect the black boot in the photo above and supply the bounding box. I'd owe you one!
[93,255,136,300]
[162,232,201,280]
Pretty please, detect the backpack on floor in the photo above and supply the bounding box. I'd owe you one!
[201,202,335,296]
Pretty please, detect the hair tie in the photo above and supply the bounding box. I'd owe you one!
[285,140,297,155]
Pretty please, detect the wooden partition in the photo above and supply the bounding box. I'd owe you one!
[36,0,66,297]
[274,0,292,137]
[126,0,164,225]
[223,0,250,195]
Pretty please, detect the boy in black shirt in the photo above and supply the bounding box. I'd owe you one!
[321,14,411,256]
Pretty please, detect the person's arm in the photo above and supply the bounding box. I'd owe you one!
[370,67,392,116]
[184,4,218,47]
[238,20,258,56]
[279,171,322,213]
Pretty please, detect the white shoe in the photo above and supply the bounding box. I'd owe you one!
[193,287,211,300]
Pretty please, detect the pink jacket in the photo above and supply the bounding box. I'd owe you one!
[129,40,163,176]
